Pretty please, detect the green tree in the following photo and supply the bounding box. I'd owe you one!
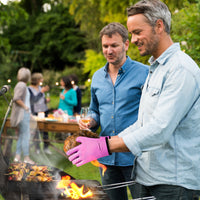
[3,2,86,72]
[171,0,200,66]
[69,0,200,89]
[0,2,28,84]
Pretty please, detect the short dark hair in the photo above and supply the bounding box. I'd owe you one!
[100,22,129,43]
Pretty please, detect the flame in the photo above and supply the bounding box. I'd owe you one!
[56,175,93,199]
[91,160,107,176]
[56,175,71,189]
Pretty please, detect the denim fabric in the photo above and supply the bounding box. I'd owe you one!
[90,56,149,166]
[139,184,199,200]
[16,111,31,156]
[119,43,200,189]
[100,165,141,200]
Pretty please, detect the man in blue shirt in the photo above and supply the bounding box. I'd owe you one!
[67,1,200,199]
[78,22,148,200]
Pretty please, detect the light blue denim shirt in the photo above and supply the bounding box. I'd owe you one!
[119,43,200,190]
[90,56,149,166]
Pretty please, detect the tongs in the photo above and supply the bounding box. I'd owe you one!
[95,180,156,199]
[95,180,136,190]
[131,197,156,200]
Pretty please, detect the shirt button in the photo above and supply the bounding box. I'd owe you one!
[111,116,114,118]
[113,131,115,133]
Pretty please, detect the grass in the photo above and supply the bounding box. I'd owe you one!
[30,139,102,183]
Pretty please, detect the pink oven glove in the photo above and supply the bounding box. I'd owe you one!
[66,136,110,167]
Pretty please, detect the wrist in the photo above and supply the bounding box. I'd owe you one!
[105,136,111,155]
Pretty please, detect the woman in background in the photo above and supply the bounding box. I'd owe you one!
[10,67,35,164]
[58,76,77,116]
[28,73,51,155]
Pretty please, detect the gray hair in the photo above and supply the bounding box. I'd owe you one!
[100,22,129,43]
[17,67,31,83]
[127,0,171,34]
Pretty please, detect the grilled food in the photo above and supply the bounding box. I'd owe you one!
[6,163,54,182]
[63,129,99,153]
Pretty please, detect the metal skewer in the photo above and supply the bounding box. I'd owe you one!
[95,180,136,190]
[95,181,156,199]
[131,197,156,200]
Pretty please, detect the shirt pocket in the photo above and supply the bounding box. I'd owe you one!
[143,87,160,115]
[148,87,160,97]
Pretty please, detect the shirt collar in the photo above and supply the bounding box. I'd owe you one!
[149,43,181,66]
[103,56,130,76]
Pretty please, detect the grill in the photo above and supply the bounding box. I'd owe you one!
[0,150,157,200]
[0,158,110,200]
[3,179,110,200]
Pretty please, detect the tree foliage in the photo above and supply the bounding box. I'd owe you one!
[0,0,199,87]
[1,1,86,75]
[0,2,28,83]
[171,0,200,65]
[64,0,200,84]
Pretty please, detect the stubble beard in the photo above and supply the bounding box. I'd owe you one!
[140,29,159,57]
[108,46,126,66]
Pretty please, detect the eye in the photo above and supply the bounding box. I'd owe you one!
[111,44,118,48]
[131,30,141,36]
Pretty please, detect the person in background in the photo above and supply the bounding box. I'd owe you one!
[58,76,77,116]
[69,74,82,115]
[10,67,35,164]
[28,73,52,155]
[78,22,149,200]
[67,0,200,199]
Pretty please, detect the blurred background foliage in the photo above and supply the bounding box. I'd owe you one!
[0,0,199,118]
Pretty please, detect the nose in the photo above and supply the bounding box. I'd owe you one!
[107,46,113,54]
[131,34,138,44]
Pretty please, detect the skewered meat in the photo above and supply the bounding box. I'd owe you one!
[6,163,54,182]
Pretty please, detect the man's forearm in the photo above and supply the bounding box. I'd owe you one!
[108,136,130,153]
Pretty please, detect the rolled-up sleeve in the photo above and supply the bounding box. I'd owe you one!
[119,67,198,157]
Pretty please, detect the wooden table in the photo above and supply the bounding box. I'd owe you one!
[3,118,80,136]
[1,118,80,158]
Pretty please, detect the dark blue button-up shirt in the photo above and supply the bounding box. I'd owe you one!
[90,56,149,166]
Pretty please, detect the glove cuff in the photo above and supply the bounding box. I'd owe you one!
[105,136,112,155]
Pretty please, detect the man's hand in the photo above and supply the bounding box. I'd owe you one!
[79,117,97,130]
[66,136,110,167]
